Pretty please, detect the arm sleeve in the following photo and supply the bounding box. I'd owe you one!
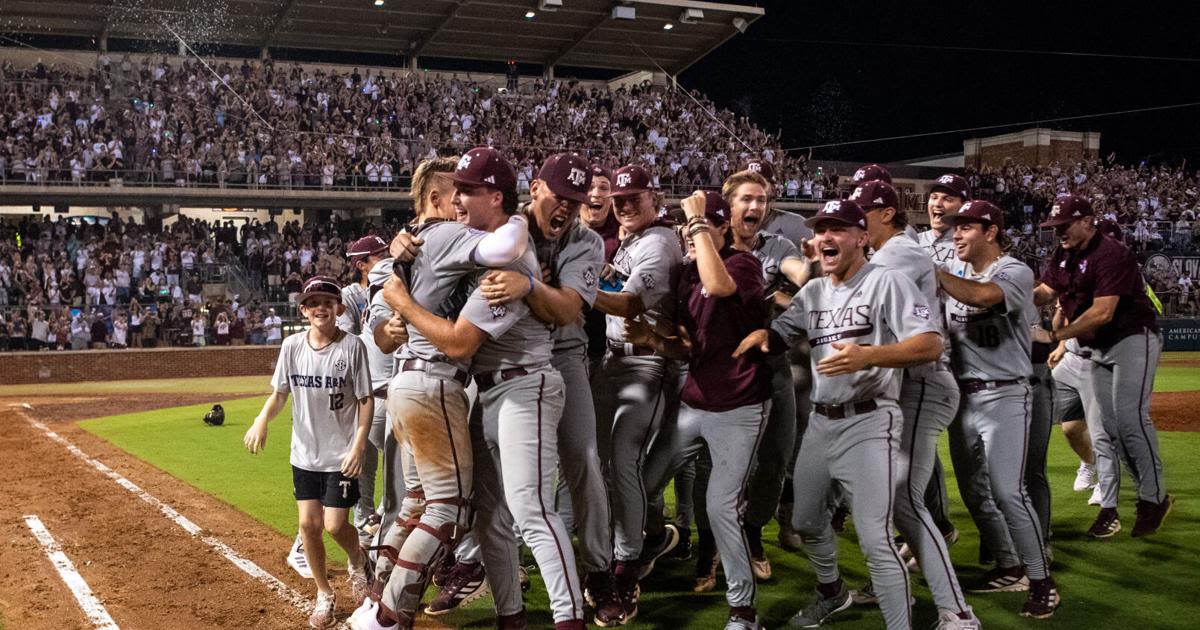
[621,230,680,310]
[880,271,941,340]
[556,231,605,307]
[471,214,530,266]
[1038,250,1065,291]
[459,282,530,339]
[351,337,373,399]
[992,259,1035,316]
[728,254,765,304]
[270,339,291,393]
[770,284,810,341]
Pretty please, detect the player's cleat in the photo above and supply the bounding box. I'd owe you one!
[849,581,878,605]
[787,583,852,628]
[424,561,489,615]
[613,561,641,624]
[519,564,532,592]
[1087,484,1102,506]
[347,553,372,604]
[637,523,680,580]
[1087,507,1121,538]
[585,571,626,627]
[308,591,337,629]
[347,599,388,630]
[968,565,1029,593]
[693,551,721,593]
[1131,495,1174,538]
[554,621,586,630]
[750,553,772,581]
[668,528,693,561]
[935,607,982,630]
[289,535,314,580]
[724,608,764,630]
[431,552,456,588]
[1020,577,1061,619]
[1073,462,1097,491]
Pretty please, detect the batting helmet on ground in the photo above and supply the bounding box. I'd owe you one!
[203,404,225,426]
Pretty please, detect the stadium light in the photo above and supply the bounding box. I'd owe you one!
[525,10,536,18]
[374,0,384,7]
[662,23,674,30]
[539,0,563,11]
[679,8,703,24]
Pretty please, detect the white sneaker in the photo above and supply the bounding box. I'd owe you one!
[1088,485,1102,506]
[347,554,371,604]
[1073,462,1097,492]
[289,534,314,580]
[348,599,389,630]
[936,607,982,630]
[308,591,336,629]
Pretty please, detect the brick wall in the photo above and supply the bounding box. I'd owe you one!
[4,346,280,384]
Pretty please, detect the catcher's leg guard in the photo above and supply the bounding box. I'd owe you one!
[377,496,471,624]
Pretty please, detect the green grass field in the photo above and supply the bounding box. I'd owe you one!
[65,356,1200,629]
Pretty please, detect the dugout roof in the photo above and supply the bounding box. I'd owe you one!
[1,0,763,74]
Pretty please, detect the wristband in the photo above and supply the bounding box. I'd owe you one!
[527,271,536,294]
[1049,329,1058,344]
[688,224,711,237]
[687,216,709,226]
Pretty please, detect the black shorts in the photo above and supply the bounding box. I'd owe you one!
[292,466,360,508]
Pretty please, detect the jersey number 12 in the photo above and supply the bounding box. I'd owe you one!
[329,392,345,411]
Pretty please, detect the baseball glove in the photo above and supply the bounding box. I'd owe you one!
[203,404,225,426]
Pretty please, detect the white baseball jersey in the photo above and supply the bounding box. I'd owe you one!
[460,246,554,371]
[918,228,957,269]
[271,330,373,472]
[771,263,938,404]
[944,255,1035,381]
[338,282,369,335]
[547,223,604,352]
[605,224,682,344]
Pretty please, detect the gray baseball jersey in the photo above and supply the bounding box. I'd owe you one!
[763,209,814,251]
[944,256,1035,381]
[395,220,497,371]
[460,246,554,371]
[362,259,398,391]
[917,228,957,269]
[750,232,803,295]
[872,233,950,373]
[271,331,372,472]
[771,263,939,403]
[548,223,604,352]
[338,282,369,335]
[606,225,682,343]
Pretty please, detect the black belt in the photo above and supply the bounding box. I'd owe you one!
[474,367,530,392]
[958,377,1025,395]
[400,358,470,387]
[608,342,656,357]
[813,400,878,420]
[372,386,388,399]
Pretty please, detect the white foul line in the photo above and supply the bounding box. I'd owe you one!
[23,514,120,630]
[17,405,313,615]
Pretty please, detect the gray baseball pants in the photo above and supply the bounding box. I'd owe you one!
[471,369,584,624]
[594,353,674,562]
[1026,365,1054,540]
[743,354,798,529]
[793,401,912,630]
[1053,351,1119,508]
[895,370,969,615]
[354,402,386,530]
[644,400,770,607]
[1088,330,1167,504]
[950,382,1048,579]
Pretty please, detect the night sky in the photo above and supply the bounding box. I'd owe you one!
[681,1,1200,165]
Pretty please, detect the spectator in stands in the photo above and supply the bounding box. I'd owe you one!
[264,307,282,344]
[89,311,108,349]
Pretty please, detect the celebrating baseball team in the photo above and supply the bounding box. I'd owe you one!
[242,146,1172,630]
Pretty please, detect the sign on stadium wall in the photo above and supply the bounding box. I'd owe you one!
[1161,318,1200,351]
[1144,254,1200,280]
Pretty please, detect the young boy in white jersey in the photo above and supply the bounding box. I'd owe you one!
[244,275,376,628]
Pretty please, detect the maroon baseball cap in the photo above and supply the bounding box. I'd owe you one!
[607,165,655,198]
[849,180,899,210]
[806,199,868,230]
[298,275,342,305]
[1096,218,1123,240]
[703,191,731,226]
[451,147,517,193]
[537,153,592,204]
[346,235,388,260]
[852,163,893,185]
[590,163,613,182]
[945,200,1004,230]
[930,173,970,199]
[739,159,776,183]
[1041,194,1094,227]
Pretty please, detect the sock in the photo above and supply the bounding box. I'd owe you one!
[729,605,756,621]
[817,578,843,599]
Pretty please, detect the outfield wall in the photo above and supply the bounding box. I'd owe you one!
[4,346,279,384]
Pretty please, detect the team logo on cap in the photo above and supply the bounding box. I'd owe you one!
[962,202,973,212]
[568,167,587,187]
[616,173,633,188]
[484,175,495,184]
[822,201,841,214]
[457,155,473,170]
[1049,203,1062,218]
[938,175,955,185]
[853,168,866,182]
[747,163,762,173]
[849,187,863,200]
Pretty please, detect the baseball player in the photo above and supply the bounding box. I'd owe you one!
[375,148,587,630]
[1033,195,1173,537]
[463,153,624,626]
[936,201,1058,619]
[342,234,395,540]
[1025,328,1057,551]
[592,164,684,618]
[631,190,771,630]
[347,151,534,630]
[244,275,374,629]
[1048,335,1117,519]
[736,199,943,630]
[847,181,979,629]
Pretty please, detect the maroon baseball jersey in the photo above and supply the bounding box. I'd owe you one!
[1040,233,1157,349]
[596,212,621,263]
[676,248,771,411]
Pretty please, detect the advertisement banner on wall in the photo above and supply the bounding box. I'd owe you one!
[1144,254,1200,281]
[1161,319,1200,351]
